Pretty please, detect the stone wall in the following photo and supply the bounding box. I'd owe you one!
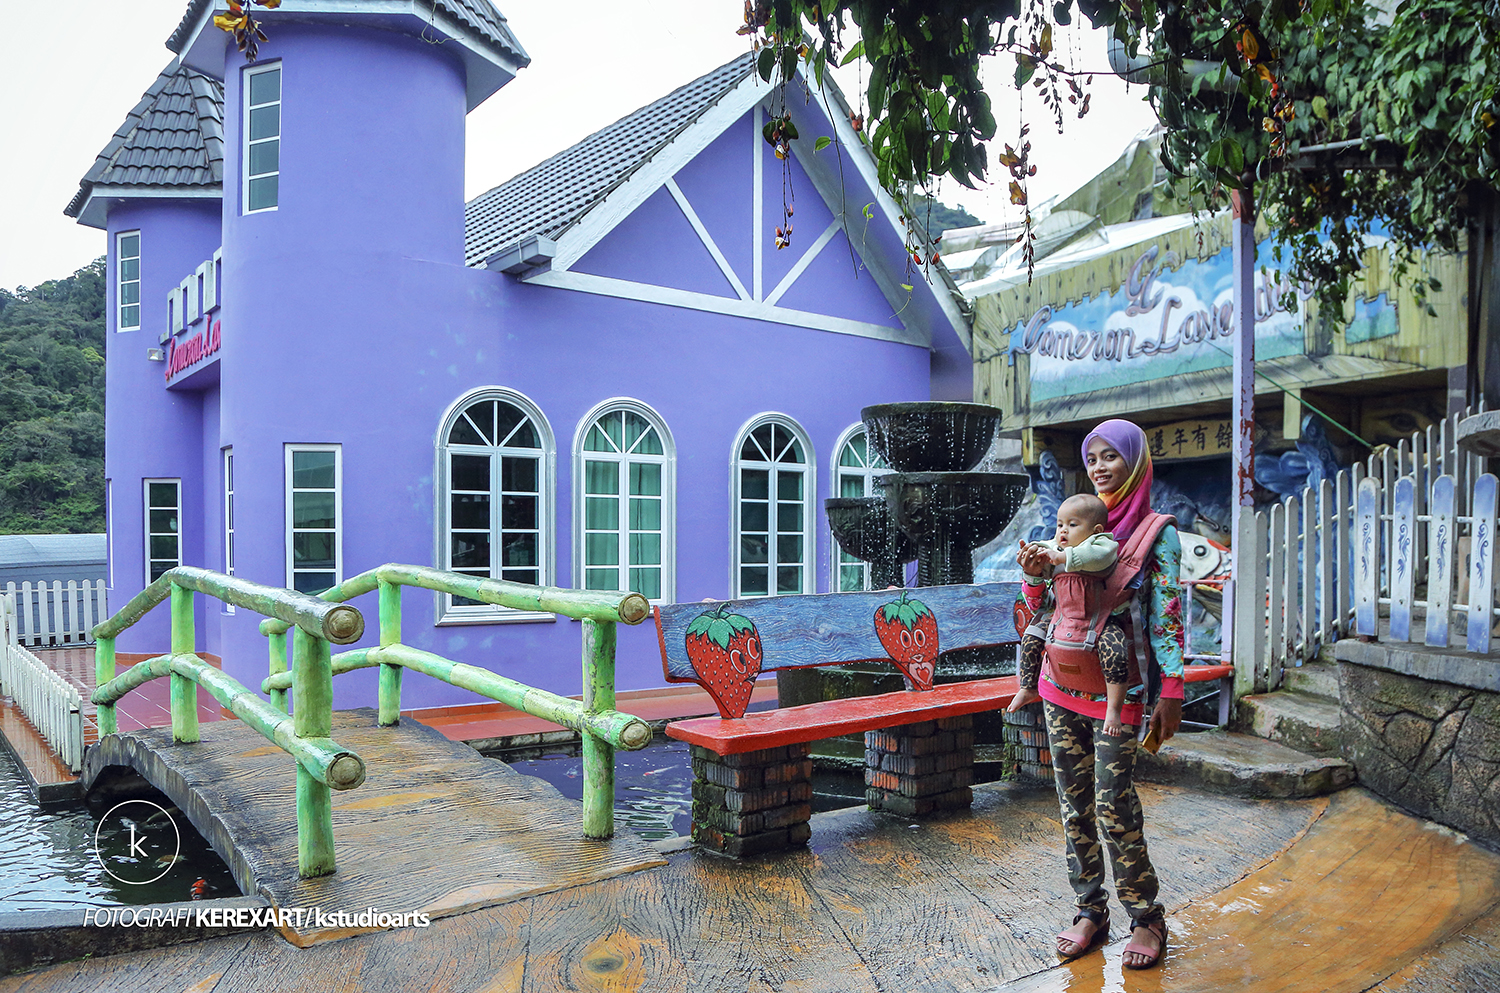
[1338,654,1500,848]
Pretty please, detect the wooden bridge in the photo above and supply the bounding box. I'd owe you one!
[80,708,665,946]
[74,564,669,943]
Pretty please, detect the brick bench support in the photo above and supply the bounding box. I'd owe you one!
[690,743,814,856]
[865,715,976,816]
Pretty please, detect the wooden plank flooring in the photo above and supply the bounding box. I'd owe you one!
[78,708,666,946]
[4,783,1498,992]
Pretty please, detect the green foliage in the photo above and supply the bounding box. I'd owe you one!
[0,259,107,533]
[1142,0,1500,305]
[743,0,1499,301]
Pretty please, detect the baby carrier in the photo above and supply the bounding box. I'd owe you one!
[1026,513,1176,697]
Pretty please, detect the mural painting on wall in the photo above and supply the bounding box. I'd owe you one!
[1008,241,1311,402]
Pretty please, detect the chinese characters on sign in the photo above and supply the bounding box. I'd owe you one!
[1146,418,1234,461]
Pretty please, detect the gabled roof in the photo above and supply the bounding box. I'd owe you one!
[64,64,223,228]
[166,0,528,66]
[463,52,756,268]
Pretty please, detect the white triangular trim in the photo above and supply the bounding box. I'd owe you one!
[523,269,928,347]
[787,77,974,353]
[766,218,841,306]
[665,178,749,301]
[552,71,771,273]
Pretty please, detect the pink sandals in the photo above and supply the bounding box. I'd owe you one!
[1055,908,1109,961]
[1123,917,1168,969]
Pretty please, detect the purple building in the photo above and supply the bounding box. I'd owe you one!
[65,1,974,712]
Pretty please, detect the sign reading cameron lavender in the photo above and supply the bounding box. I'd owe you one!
[1009,239,1311,401]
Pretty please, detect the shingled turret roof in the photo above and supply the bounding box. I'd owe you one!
[64,63,223,228]
[463,52,756,268]
[166,0,528,67]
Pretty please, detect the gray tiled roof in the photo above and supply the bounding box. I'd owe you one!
[165,0,528,66]
[64,64,223,218]
[464,52,756,268]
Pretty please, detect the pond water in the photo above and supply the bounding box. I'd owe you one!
[0,749,239,914]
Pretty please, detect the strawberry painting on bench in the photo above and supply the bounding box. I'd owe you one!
[873,591,939,691]
[685,606,765,718]
[655,583,1024,719]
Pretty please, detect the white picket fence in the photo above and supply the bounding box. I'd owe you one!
[0,594,86,772]
[1233,402,1491,692]
[3,579,107,648]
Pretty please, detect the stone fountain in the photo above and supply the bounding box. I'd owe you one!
[787,401,1030,765]
[860,402,1029,586]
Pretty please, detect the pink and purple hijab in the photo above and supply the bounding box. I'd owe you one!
[1081,419,1154,542]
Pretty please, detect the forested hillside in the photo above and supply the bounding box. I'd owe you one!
[0,260,107,533]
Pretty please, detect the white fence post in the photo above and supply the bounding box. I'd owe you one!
[1467,473,1497,654]
[1426,474,1456,648]
[1316,478,1334,650]
[1390,476,1416,642]
[1268,501,1286,690]
[1355,477,1380,637]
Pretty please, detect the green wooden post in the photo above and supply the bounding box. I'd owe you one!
[377,580,402,726]
[170,584,199,744]
[269,630,289,714]
[580,618,618,839]
[94,636,117,736]
[293,627,336,877]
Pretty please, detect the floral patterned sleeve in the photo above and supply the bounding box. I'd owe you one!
[1145,525,1186,699]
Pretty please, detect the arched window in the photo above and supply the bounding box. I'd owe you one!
[437,388,555,622]
[831,424,890,591]
[732,415,815,597]
[574,400,675,603]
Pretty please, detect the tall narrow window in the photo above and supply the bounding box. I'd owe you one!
[223,449,236,614]
[244,64,281,213]
[575,401,674,602]
[832,426,890,591]
[223,449,235,576]
[733,416,814,597]
[144,479,181,583]
[117,231,141,330]
[285,445,339,594]
[439,390,555,621]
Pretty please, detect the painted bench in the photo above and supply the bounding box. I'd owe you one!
[655,585,1238,855]
[655,583,1023,855]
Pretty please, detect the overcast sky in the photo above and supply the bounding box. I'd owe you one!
[0,1,1157,291]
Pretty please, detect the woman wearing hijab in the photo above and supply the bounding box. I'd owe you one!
[1008,418,1184,970]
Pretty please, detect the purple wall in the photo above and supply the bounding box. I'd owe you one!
[103,25,952,714]
[104,200,221,654]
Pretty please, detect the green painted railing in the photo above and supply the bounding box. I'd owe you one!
[91,566,367,879]
[258,564,653,839]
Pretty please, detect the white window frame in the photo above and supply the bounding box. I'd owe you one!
[243,62,282,214]
[730,413,816,598]
[435,387,557,624]
[284,444,341,594]
[829,422,892,592]
[572,398,676,605]
[223,448,236,613]
[143,478,181,584]
[116,230,141,331]
[106,478,114,589]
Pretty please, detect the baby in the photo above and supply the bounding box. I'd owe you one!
[1008,493,1131,738]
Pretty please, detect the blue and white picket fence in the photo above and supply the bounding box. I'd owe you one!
[1232,401,1492,695]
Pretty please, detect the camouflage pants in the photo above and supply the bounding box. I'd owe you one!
[1044,699,1164,927]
